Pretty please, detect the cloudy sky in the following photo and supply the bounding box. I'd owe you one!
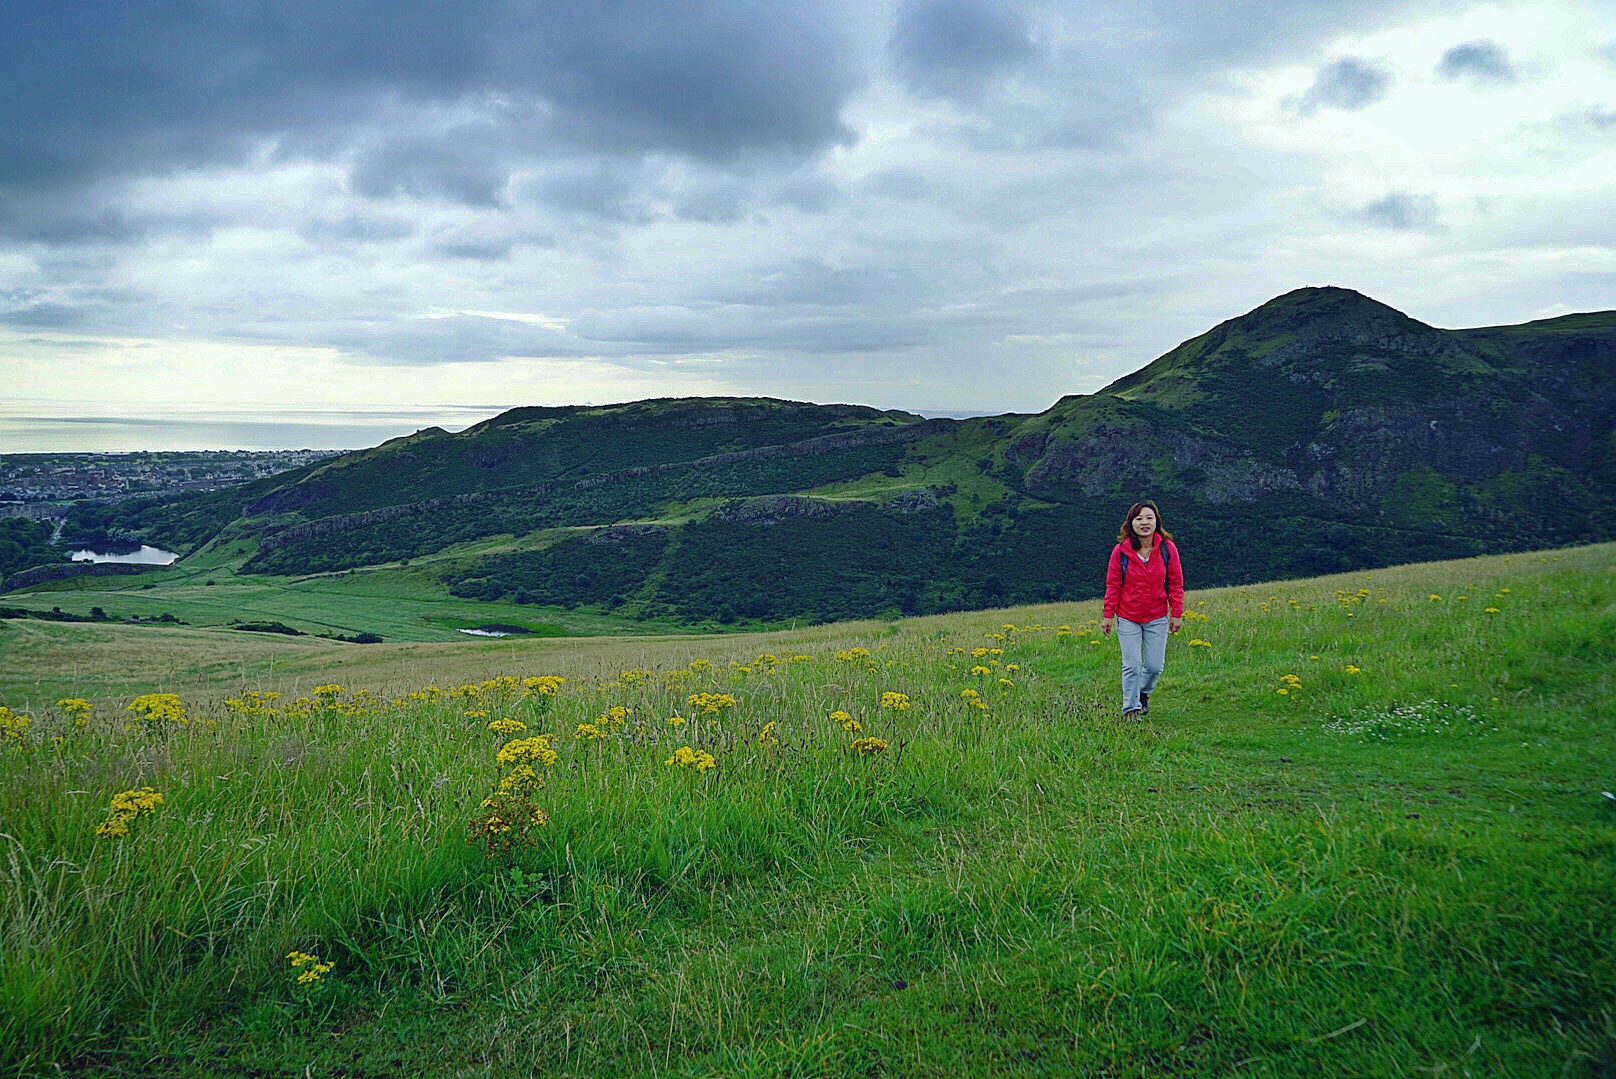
[2,0,1613,449]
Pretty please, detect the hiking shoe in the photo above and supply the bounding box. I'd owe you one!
[1140,692,1150,715]
[1122,708,1144,721]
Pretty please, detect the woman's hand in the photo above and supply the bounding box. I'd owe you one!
[1169,616,1183,634]
[1101,616,1114,636]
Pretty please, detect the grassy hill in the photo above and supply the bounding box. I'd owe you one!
[2,545,1612,1076]
[9,289,1612,636]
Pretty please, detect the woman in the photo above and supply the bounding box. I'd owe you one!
[1101,501,1184,720]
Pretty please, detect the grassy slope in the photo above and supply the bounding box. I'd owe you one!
[1,545,1613,1077]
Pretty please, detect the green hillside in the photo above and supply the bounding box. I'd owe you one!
[9,289,1612,636]
[2,546,1611,1076]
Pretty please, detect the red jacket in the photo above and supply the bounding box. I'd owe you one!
[1102,536,1184,623]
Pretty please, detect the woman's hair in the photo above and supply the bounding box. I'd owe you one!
[1116,500,1173,550]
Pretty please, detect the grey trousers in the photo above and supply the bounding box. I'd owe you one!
[1116,615,1168,712]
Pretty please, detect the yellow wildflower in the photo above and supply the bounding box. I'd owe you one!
[828,709,861,732]
[288,951,336,985]
[496,735,559,767]
[126,693,188,726]
[686,692,736,716]
[880,692,911,711]
[850,737,890,754]
[664,746,717,773]
[0,705,33,739]
[95,786,164,837]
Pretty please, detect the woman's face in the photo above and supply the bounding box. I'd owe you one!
[1132,507,1158,537]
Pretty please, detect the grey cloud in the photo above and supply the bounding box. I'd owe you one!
[889,0,1038,100]
[1437,40,1515,83]
[729,259,929,308]
[348,130,513,206]
[1362,192,1440,231]
[522,163,657,223]
[300,214,415,246]
[0,1,864,239]
[0,303,90,330]
[861,168,931,200]
[1293,58,1392,114]
[572,304,931,354]
[314,314,586,364]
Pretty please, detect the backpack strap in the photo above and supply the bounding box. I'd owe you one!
[1162,542,1172,605]
[1118,545,1128,587]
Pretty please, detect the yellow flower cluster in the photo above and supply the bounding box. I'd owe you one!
[1188,638,1212,648]
[523,676,566,696]
[850,737,889,754]
[1333,587,1373,610]
[969,665,991,677]
[497,764,543,794]
[472,722,555,857]
[1344,665,1362,675]
[496,735,559,767]
[596,705,631,729]
[665,745,717,773]
[829,710,861,732]
[574,722,607,740]
[221,691,280,719]
[880,692,911,711]
[686,692,736,716]
[126,693,187,726]
[959,688,989,712]
[487,718,527,735]
[1181,609,1210,622]
[1276,674,1302,696]
[0,705,32,739]
[834,647,872,662]
[757,721,778,745]
[95,786,164,838]
[55,698,92,726]
[288,951,336,985]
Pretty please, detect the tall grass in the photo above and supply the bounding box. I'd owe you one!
[1,546,1613,1076]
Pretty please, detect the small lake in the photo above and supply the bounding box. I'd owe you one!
[70,546,180,565]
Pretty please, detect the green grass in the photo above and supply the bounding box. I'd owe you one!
[1,545,1613,1077]
[0,557,685,646]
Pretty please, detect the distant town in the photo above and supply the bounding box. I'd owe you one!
[0,449,347,516]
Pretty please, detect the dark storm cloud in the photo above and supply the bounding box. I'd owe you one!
[889,0,1038,100]
[0,1,864,237]
[1293,57,1393,114]
[348,131,514,207]
[1437,40,1516,82]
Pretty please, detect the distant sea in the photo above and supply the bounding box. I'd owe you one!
[0,403,505,453]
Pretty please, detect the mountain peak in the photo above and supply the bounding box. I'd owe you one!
[1232,286,1429,337]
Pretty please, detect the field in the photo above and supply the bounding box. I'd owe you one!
[2,545,1613,1077]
